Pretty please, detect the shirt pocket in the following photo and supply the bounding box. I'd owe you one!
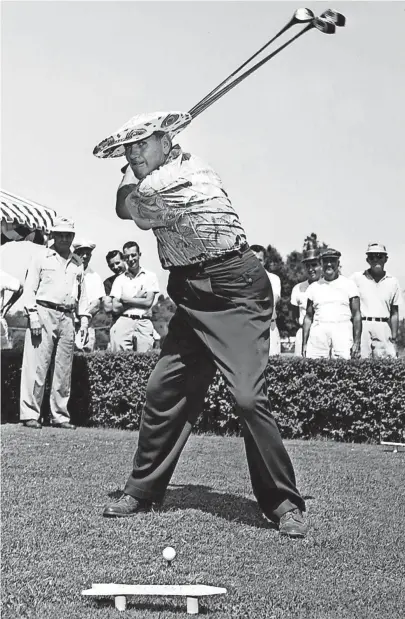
[40,267,58,285]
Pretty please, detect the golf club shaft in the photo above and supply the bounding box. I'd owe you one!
[190,23,313,119]
[189,19,298,116]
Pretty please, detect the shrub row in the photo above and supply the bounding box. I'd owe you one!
[1,350,404,443]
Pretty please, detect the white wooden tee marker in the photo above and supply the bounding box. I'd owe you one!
[82,583,227,614]
[380,441,405,453]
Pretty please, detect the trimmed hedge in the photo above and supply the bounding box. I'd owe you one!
[1,350,404,443]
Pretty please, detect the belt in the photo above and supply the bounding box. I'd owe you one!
[170,244,249,274]
[362,317,389,322]
[37,300,74,313]
[122,314,148,321]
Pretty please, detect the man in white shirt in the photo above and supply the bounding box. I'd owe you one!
[110,241,160,352]
[20,217,89,429]
[290,246,322,356]
[302,248,362,359]
[0,270,23,349]
[251,245,281,355]
[73,238,105,351]
[350,243,401,358]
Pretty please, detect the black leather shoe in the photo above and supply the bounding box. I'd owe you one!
[53,422,76,430]
[103,494,153,518]
[23,420,42,429]
[279,508,308,538]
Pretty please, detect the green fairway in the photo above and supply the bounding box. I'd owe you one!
[1,425,404,618]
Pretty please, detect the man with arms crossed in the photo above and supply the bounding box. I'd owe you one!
[20,217,89,429]
[350,243,401,358]
[302,248,361,359]
[290,245,322,356]
[94,111,307,538]
[109,241,160,352]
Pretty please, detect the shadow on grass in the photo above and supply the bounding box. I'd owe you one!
[108,484,282,529]
[92,597,211,614]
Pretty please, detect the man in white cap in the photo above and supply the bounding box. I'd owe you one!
[290,241,322,356]
[109,241,160,352]
[93,111,307,538]
[350,243,401,358]
[73,238,105,352]
[19,217,90,429]
[250,244,281,356]
[302,248,362,359]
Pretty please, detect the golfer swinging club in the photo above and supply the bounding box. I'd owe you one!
[94,111,307,538]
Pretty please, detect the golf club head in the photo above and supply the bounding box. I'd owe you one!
[293,8,316,23]
[313,17,336,34]
[320,9,346,27]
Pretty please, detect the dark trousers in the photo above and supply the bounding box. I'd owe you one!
[124,247,305,521]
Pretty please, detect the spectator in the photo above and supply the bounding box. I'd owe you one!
[103,250,127,321]
[103,249,127,296]
[19,217,89,429]
[290,244,322,356]
[73,238,105,352]
[251,244,281,355]
[350,243,402,358]
[109,241,160,352]
[302,248,361,359]
[0,270,23,349]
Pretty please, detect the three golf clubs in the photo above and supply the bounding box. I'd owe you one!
[189,8,346,120]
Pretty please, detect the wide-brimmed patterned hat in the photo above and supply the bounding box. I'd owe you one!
[93,111,192,159]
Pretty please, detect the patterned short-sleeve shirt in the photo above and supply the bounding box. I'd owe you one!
[120,146,247,269]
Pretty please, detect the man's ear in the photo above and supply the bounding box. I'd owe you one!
[162,134,172,155]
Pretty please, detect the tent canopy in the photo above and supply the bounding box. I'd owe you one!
[1,189,57,244]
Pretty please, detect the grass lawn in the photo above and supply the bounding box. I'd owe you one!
[1,425,404,619]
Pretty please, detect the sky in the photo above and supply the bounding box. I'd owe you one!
[1,0,404,313]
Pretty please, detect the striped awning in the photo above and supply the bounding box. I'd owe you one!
[1,189,57,234]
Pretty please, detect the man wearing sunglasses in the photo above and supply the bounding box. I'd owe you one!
[350,243,401,358]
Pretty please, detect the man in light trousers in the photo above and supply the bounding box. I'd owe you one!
[19,217,89,429]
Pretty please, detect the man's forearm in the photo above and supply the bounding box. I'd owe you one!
[125,187,181,228]
[302,317,312,349]
[390,309,399,339]
[352,313,362,344]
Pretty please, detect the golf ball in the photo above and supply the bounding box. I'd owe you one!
[163,546,176,562]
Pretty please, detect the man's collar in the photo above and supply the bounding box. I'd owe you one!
[364,269,389,281]
[47,248,79,264]
[124,265,146,279]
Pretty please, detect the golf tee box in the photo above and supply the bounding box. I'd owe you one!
[82,583,227,614]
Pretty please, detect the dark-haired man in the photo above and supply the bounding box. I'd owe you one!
[251,244,281,355]
[109,241,159,352]
[93,111,307,538]
[103,250,127,296]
